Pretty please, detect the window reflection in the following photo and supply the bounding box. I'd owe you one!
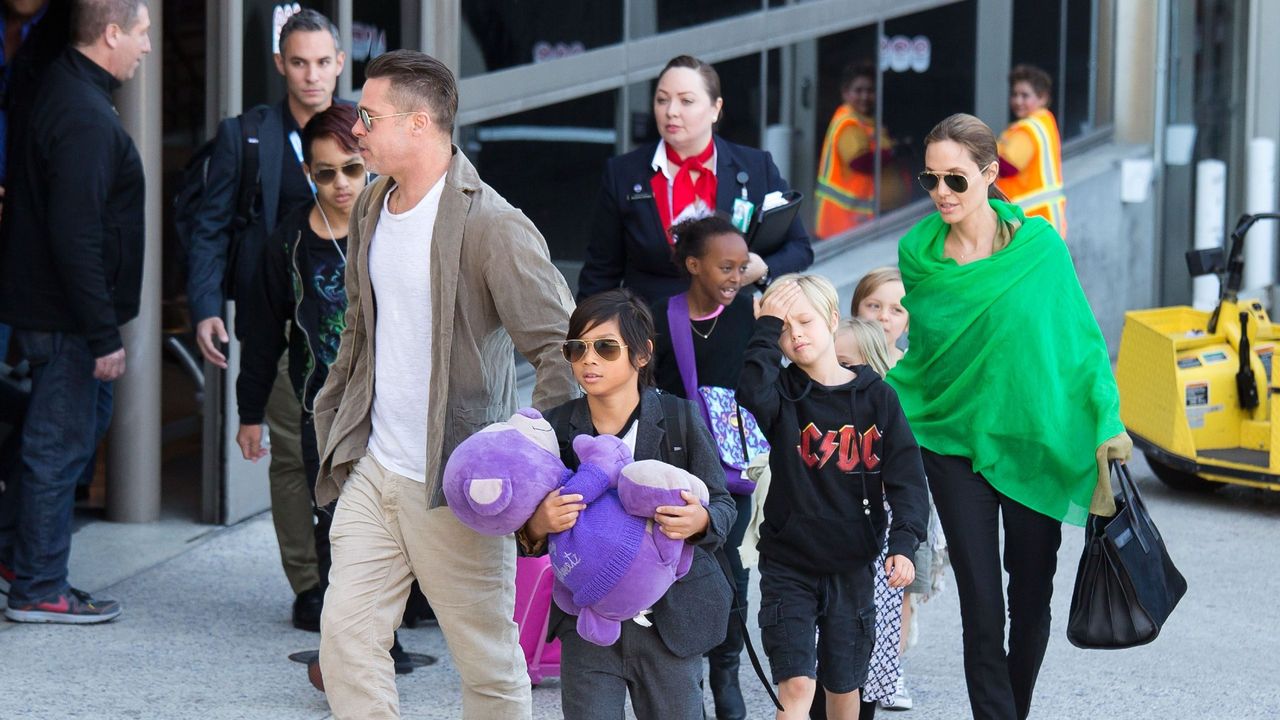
[882,0,978,207]
[460,91,619,278]
[460,0,623,77]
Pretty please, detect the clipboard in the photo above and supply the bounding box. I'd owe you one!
[744,190,803,256]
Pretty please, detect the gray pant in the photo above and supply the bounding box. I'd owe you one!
[560,620,703,720]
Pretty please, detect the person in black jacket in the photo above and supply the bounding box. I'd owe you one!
[736,274,927,719]
[518,290,734,720]
[578,54,813,306]
[0,0,150,624]
[234,102,364,602]
[184,8,346,630]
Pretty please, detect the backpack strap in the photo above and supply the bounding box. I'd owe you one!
[233,107,265,232]
[657,390,688,469]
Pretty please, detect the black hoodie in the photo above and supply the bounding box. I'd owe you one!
[736,316,928,575]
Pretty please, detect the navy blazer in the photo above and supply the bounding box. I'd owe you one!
[577,136,814,305]
[542,389,735,659]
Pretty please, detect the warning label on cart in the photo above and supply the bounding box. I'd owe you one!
[1185,382,1209,406]
[1184,382,1219,429]
[1258,345,1274,382]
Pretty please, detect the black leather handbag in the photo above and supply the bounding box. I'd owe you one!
[1067,461,1187,649]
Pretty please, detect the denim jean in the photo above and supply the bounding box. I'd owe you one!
[0,323,11,363]
[0,331,113,604]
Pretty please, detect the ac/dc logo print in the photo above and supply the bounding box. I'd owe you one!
[796,423,882,471]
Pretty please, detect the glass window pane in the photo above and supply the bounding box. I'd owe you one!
[1062,0,1094,139]
[351,1,418,89]
[460,0,623,77]
[883,0,978,207]
[460,91,619,280]
[1011,0,1063,100]
[629,0,762,38]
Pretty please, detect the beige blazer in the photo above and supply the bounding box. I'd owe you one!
[312,147,579,507]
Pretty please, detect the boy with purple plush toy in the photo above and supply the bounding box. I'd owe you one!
[519,289,736,719]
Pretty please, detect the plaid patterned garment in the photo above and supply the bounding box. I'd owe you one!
[862,502,904,703]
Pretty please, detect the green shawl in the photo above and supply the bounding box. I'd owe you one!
[886,200,1123,526]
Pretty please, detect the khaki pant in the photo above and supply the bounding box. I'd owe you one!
[320,455,531,720]
[265,353,318,594]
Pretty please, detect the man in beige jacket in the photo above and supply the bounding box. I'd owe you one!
[312,50,578,719]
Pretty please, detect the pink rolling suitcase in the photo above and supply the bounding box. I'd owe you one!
[514,555,560,684]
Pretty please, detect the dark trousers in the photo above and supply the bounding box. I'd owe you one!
[299,411,333,589]
[560,621,704,720]
[0,331,113,603]
[923,450,1062,720]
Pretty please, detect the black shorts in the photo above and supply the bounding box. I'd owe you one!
[757,555,876,694]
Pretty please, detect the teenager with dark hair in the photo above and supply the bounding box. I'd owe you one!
[649,215,757,719]
[519,288,735,720]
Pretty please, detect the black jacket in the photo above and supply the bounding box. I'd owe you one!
[185,102,290,327]
[0,48,144,356]
[737,316,928,575]
[543,389,735,658]
[578,137,814,306]
[236,204,348,425]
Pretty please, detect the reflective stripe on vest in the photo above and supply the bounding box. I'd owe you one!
[815,105,879,237]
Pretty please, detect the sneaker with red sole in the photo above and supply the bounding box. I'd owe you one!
[6,587,121,624]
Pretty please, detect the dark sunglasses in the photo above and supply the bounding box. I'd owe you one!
[917,171,970,194]
[311,162,365,185]
[562,338,628,363]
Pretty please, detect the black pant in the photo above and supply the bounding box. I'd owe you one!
[923,450,1062,720]
[299,412,333,590]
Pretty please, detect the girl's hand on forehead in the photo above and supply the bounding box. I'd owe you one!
[755,280,803,320]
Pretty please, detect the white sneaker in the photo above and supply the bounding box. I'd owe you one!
[880,675,914,711]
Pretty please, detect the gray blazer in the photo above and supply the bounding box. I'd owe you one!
[543,388,735,659]
[313,147,580,508]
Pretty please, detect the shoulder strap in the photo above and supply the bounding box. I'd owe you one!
[666,293,701,401]
[657,391,688,469]
[234,108,265,230]
[713,548,783,712]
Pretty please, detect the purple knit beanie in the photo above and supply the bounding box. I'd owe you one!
[549,488,647,610]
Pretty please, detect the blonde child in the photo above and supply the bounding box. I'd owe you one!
[737,274,928,720]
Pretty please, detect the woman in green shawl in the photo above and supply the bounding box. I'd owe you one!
[885,113,1130,720]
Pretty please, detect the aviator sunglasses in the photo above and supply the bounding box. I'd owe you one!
[562,338,628,363]
[311,162,365,185]
[917,170,971,194]
[358,106,419,131]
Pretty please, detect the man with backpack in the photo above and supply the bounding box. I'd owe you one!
[183,8,344,632]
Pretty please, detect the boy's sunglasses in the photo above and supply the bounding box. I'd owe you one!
[562,338,628,363]
[311,162,365,185]
[917,171,970,194]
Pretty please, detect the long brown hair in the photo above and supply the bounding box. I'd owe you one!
[923,113,1009,202]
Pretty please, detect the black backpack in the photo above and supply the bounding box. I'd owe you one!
[172,108,266,265]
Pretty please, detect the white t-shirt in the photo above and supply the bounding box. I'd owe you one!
[366,176,446,482]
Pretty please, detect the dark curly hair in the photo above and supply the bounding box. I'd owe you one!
[669,214,744,275]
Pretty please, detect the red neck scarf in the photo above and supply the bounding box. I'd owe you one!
[653,139,717,239]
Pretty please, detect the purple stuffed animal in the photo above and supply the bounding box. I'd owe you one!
[549,451,710,647]
[442,408,571,536]
[444,411,709,648]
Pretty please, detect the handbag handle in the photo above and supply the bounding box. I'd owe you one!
[1110,460,1158,552]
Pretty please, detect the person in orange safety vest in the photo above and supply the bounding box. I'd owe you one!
[997,64,1067,237]
[815,63,907,240]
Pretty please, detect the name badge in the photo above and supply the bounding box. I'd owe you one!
[627,191,654,201]
[731,197,755,233]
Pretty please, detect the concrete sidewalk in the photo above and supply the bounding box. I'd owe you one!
[2,456,1278,718]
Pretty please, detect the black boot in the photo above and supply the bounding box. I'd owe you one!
[708,609,747,720]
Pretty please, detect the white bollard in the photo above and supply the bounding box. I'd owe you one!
[1194,159,1227,311]
[1245,138,1277,295]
